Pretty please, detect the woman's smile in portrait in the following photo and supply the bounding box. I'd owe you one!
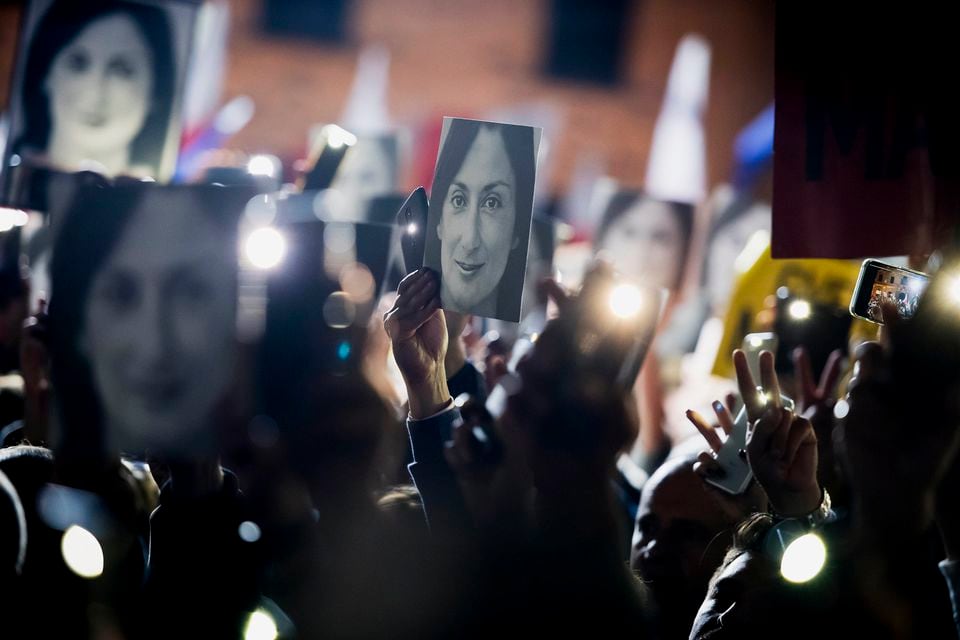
[438,126,517,314]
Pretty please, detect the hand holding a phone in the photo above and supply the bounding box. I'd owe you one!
[686,395,770,518]
[735,350,822,518]
[384,269,450,419]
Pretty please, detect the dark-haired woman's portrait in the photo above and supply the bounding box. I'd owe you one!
[424,118,540,322]
[2,0,195,183]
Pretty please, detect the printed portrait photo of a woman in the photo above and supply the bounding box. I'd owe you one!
[3,0,194,183]
[423,118,539,322]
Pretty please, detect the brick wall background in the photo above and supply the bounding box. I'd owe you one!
[0,0,774,195]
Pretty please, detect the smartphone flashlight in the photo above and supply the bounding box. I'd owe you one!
[608,283,644,319]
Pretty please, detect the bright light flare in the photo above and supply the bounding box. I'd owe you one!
[61,525,104,579]
[406,223,417,235]
[945,275,960,306]
[244,609,278,640]
[609,283,644,319]
[247,154,278,178]
[322,124,358,150]
[787,299,812,321]
[244,227,286,270]
[780,532,827,583]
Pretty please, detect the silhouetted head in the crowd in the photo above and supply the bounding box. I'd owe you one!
[631,453,762,638]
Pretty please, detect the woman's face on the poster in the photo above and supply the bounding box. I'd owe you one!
[45,12,153,155]
[81,190,236,448]
[600,198,684,290]
[438,126,517,311]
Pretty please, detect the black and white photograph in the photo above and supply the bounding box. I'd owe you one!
[50,183,251,455]
[594,189,694,292]
[423,117,540,322]
[1,0,196,191]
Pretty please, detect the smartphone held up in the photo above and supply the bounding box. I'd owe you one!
[849,259,930,325]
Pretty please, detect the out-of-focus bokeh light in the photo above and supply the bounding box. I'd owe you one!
[609,283,644,319]
[780,532,827,583]
[323,291,357,328]
[247,154,278,178]
[787,299,812,321]
[0,207,29,232]
[244,608,278,640]
[238,521,262,543]
[339,262,376,304]
[322,124,358,150]
[245,227,286,270]
[406,223,417,235]
[945,274,960,306]
[748,335,764,347]
[61,525,104,579]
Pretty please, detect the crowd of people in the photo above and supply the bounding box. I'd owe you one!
[0,2,957,639]
[0,194,957,638]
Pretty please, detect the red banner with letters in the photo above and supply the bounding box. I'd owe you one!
[772,4,960,259]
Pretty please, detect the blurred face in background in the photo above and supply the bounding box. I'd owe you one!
[45,13,153,160]
[332,137,396,218]
[81,190,236,449]
[599,198,684,290]
[438,126,517,313]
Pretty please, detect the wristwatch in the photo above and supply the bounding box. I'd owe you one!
[771,487,835,528]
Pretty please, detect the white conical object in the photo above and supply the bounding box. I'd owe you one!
[339,44,392,136]
[181,1,231,131]
[645,34,711,204]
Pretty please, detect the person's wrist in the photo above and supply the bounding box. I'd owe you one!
[444,344,467,379]
[407,366,451,419]
[769,484,823,519]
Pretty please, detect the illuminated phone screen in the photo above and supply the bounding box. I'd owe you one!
[850,260,930,324]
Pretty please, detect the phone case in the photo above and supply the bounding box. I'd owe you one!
[704,393,795,495]
[397,187,428,273]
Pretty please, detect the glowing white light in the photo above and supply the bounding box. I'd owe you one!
[833,399,850,420]
[247,154,277,178]
[946,275,960,306]
[322,124,358,150]
[244,228,286,270]
[788,299,812,321]
[780,532,826,583]
[748,336,763,348]
[238,521,262,543]
[0,207,27,230]
[406,223,417,235]
[609,283,644,319]
[61,525,104,579]
[244,609,278,640]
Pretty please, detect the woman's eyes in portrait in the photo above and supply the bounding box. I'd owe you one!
[95,272,140,314]
[167,272,214,306]
[651,228,678,244]
[480,194,503,212]
[106,56,137,80]
[65,49,91,74]
[449,190,468,210]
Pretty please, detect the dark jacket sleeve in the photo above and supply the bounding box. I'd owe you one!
[406,407,472,536]
[447,361,487,406]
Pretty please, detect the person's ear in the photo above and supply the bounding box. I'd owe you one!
[436,219,443,241]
